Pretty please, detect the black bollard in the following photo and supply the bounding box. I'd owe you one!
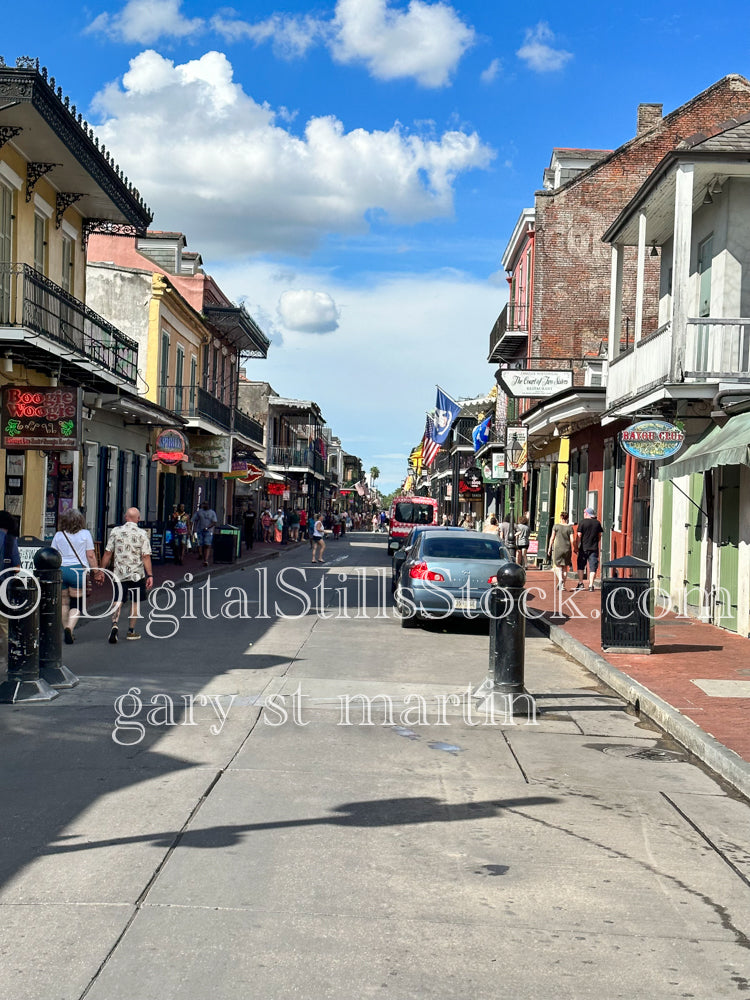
[490,561,527,695]
[0,574,58,703]
[35,547,79,690]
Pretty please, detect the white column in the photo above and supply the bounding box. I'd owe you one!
[608,243,624,363]
[671,163,694,380]
[634,211,647,343]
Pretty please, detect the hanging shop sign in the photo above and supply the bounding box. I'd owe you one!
[267,482,286,496]
[505,426,529,473]
[1,387,82,450]
[482,451,508,483]
[499,370,573,399]
[153,428,189,465]
[620,420,685,461]
[227,441,263,476]
[187,434,231,473]
[459,465,483,494]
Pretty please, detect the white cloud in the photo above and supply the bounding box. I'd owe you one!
[516,22,573,73]
[480,58,501,84]
[85,0,204,44]
[215,260,502,489]
[330,0,475,87]
[278,290,340,333]
[210,12,327,59]
[88,0,474,87]
[92,50,494,258]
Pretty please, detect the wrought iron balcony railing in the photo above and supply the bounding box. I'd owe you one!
[158,384,231,431]
[232,407,264,444]
[268,445,326,474]
[0,262,138,385]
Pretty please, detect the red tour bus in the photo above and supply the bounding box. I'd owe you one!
[388,496,439,555]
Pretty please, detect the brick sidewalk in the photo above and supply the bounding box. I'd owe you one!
[527,568,750,764]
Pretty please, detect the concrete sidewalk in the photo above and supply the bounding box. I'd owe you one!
[527,567,750,798]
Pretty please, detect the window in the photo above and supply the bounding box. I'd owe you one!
[190,355,197,415]
[585,362,605,387]
[697,235,713,318]
[34,213,47,274]
[61,236,74,294]
[394,502,435,525]
[175,345,185,412]
[159,331,170,408]
[212,348,218,395]
[0,182,12,323]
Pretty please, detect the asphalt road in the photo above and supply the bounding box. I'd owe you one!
[1,532,749,999]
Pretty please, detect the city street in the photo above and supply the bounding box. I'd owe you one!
[1,533,749,999]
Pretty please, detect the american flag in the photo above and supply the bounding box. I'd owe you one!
[421,413,441,467]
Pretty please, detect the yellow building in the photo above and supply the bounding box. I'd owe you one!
[0,58,153,541]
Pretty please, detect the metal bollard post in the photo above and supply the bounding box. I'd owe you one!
[0,574,58,703]
[490,561,527,695]
[35,547,79,689]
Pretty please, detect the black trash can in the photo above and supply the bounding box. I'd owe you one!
[600,555,654,654]
[212,525,238,564]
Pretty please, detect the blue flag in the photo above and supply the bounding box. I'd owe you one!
[432,387,461,445]
[472,414,492,452]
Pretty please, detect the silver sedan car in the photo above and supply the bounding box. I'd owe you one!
[393,528,512,627]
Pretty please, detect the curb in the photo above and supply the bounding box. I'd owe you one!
[532,616,750,801]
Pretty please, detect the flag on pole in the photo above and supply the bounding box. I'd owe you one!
[472,414,492,452]
[432,387,461,445]
[408,441,423,474]
[422,412,441,468]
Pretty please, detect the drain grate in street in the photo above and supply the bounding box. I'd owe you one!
[587,743,686,762]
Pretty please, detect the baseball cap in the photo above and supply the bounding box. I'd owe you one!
[584,507,595,516]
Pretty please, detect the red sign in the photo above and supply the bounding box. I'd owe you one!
[267,483,285,495]
[1,387,82,450]
[153,428,189,465]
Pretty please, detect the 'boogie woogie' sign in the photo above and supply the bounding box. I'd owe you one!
[620,420,685,461]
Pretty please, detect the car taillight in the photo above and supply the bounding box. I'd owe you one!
[409,563,445,582]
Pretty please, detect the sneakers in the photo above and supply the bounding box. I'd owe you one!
[574,582,584,591]
[64,627,74,645]
[589,585,595,592]
[108,625,119,644]
[127,630,141,641]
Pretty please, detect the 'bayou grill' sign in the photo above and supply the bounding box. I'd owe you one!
[620,420,685,461]
[1,387,82,450]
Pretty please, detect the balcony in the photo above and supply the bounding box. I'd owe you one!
[0,262,138,386]
[158,384,231,431]
[232,407,264,445]
[607,318,750,408]
[488,303,528,363]
[268,445,325,475]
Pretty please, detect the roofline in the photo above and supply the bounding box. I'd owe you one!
[501,208,535,273]
[0,61,152,227]
[535,73,750,201]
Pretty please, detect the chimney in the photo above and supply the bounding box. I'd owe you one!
[637,103,663,135]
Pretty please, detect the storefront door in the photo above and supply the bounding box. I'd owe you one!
[717,465,740,632]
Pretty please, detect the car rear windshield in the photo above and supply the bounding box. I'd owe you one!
[422,536,506,560]
[393,502,434,524]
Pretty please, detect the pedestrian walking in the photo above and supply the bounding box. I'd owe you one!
[243,508,256,551]
[51,508,102,645]
[483,515,499,535]
[169,504,190,565]
[498,513,511,544]
[100,508,153,643]
[193,501,218,565]
[332,512,341,539]
[547,511,577,590]
[0,509,21,666]
[274,510,285,544]
[441,513,449,526]
[575,507,604,592]
[311,513,326,563]
[261,508,273,543]
[287,508,300,542]
[371,513,379,532]
[515,515,530,567]
[299,509,308,539]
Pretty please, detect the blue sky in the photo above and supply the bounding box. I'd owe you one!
[5,0,748,487]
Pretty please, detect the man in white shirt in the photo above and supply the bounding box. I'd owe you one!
[100,508,153,643]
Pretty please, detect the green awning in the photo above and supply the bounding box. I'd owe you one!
[658,412,750,480]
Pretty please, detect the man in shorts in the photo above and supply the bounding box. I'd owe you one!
[100,508,153,642]
[575,507,603,592]
[193,501,218,566]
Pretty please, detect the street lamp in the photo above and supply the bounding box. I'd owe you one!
[282,457,290,544]
[505,433,521,562]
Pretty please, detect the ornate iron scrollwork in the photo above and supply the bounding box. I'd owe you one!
[25,161,59,202]
[56,192,84,229]
[0,126,22,149]
[81,218,148,249]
